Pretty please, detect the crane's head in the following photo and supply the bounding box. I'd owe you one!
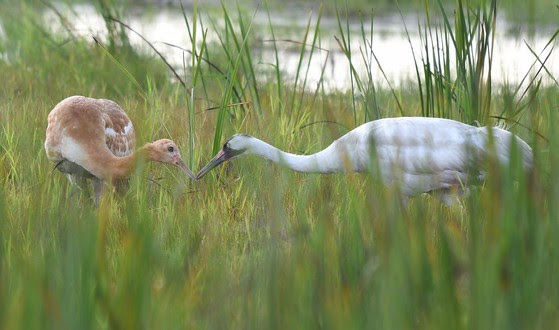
[195,134,252,179]
[147,139,196,179]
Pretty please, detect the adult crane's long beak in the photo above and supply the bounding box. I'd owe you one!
[195,149,228,180]
[174,158,196,180]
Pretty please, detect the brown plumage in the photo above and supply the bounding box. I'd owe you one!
[45,95,195,203]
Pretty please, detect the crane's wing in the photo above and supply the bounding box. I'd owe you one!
[45,96,139,181]
[97,99,136,157]
[342,117,487,195]
[355,117,531,196]
[45,96,118,180]
[371,118,483,170]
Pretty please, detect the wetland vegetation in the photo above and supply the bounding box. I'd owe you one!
[0,0,558,328]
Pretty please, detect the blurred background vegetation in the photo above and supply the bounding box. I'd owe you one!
[0,0,558,328]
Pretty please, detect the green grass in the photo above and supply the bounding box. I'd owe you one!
[1,0,559,328]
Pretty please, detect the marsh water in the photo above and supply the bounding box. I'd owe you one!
[43,3,558,90]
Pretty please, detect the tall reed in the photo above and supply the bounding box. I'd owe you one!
[0,0,558,329]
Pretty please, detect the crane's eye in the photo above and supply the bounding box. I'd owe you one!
[167,146,174,153]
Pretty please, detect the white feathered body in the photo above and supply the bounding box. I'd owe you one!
[314,117,532,196]
[238,117,532,201]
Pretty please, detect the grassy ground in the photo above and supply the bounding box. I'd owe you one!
[1,0,559,329]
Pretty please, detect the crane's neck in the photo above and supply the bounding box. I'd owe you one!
[104,144,151,180]
[247,138,341,173]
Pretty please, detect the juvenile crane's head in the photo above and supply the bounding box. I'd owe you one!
[147,139,195,179]
[195,134,253,179]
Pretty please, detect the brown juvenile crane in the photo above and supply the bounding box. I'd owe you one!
[45,95,195,203]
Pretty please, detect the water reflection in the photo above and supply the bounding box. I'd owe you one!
[43,4,558,90]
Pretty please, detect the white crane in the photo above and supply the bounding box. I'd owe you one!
[45,95,195,203]
[196,117,532,204]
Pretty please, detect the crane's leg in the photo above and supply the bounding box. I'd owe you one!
[92,178,106,205]
[65,174,92,201]
[436,190,459,206]
[114,179,130,196]
[65,174,89,191]
[430,187,469,206]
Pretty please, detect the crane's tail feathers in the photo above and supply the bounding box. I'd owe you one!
[482,127,533,170]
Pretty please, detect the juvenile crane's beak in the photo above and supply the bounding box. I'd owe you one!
[195,149,228,180]
[174,157,196,180]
